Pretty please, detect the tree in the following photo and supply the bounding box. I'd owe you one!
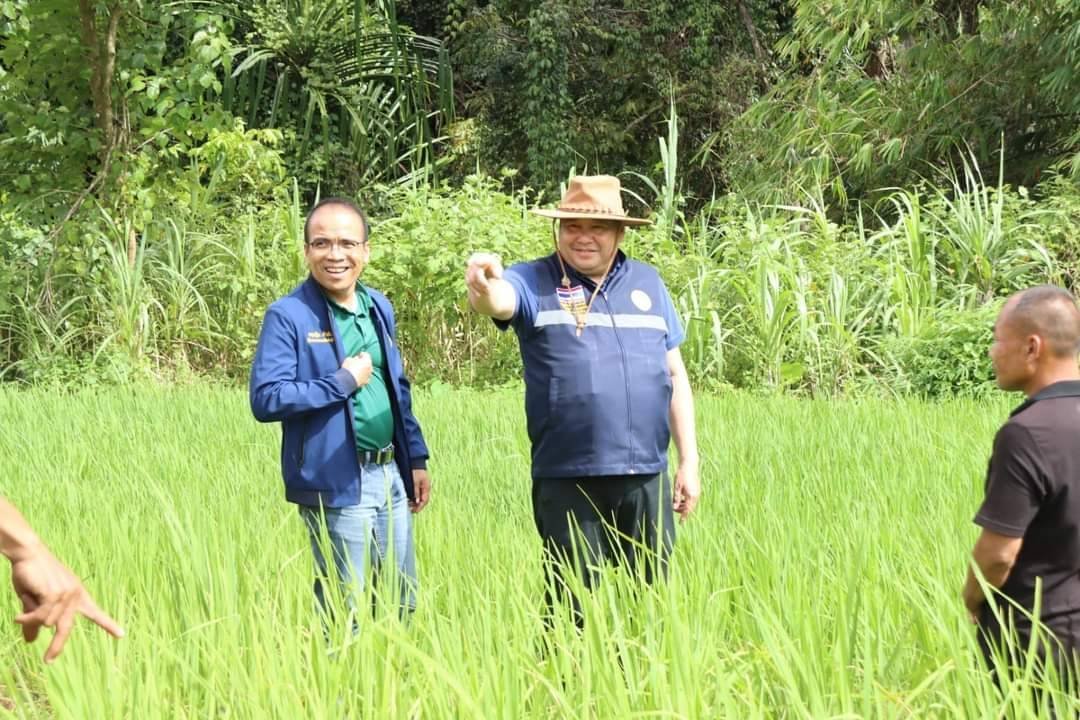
[225,0,455,195]
[77,0,125,165]
[729,0,1080,208]
[448,0,784,199]
[0,1,236,225]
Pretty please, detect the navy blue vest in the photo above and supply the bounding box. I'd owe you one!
[498,252,684,478]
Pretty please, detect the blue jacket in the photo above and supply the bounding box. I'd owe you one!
[250,276,429,507]
[497,252,684,478]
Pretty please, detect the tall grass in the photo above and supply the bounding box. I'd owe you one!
[931,152,1053,305]
[0,142,1065,393]
[1,387,1074,717]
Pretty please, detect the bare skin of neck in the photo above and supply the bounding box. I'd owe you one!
[1022,360,1080,397]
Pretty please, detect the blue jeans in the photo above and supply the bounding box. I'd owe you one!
[298,461,417,625]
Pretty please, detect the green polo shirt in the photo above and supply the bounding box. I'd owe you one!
[328,286,394,451]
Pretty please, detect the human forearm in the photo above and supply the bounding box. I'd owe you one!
[3,495,125,662]
[0,498,43,563]
[249,310,358,422]
[669,369,698,467]
[468,278,516,320]
[250,373,356,422]
[963,529,1022,618]
[971,550,1016,591]
[667,348,701,520]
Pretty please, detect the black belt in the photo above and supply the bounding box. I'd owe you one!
[358,444,394,465]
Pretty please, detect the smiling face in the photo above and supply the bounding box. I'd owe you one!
[557,218,625,281]
[304,204,369,303]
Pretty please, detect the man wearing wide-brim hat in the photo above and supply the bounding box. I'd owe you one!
[465,175,701,622]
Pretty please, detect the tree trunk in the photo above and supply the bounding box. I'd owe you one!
[76,0,123,163]
[736,0,767,64]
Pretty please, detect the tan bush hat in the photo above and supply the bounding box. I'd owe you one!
[531,175,652,226]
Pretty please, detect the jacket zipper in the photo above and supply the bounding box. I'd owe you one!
[600,289,634,472]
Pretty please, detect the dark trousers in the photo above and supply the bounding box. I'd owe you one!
[978,607,1080,708]
[531,472,675,626]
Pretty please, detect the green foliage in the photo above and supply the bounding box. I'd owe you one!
[367,174,551,385]
[227,0,454,196]
[449,0,780,196]
[731,1,1080,207]
[0,210,49,313]
[673,199,887,394]
[521,1,572,182]
[0,2,238,221]
[884,303,999,399]
[0,137,303,383]
[1,155,1071,396]
[186,122,287,207]
[2,0,1078,396]
[0,0,454,233]
[928,155,1053,304]
[120,7,236,145]
[628,159,1060,396]
[0,0,105,210]
[9,388,1080,716]
[1032,175,1080,289]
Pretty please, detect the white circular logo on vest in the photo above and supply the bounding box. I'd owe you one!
[631,289,652,312]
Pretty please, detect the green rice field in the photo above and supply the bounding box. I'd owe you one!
[1,386,1073,718]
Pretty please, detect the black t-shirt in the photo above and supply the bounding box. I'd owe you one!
[975,380,1080,630]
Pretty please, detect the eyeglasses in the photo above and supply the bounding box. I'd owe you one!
[306,238,368,253]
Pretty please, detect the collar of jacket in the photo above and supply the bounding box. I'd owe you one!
[302,275,375,311]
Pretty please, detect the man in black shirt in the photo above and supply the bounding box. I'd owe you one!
[964,284,1080,675]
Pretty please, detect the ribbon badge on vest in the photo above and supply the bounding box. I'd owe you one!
[556,285,587,320]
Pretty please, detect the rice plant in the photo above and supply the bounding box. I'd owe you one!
[1,386,1072,718]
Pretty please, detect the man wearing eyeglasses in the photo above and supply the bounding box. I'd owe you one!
[250,197,431,633]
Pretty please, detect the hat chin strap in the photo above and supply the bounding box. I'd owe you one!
[551,220,618,338]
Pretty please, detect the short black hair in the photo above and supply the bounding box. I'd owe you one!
[1010,284,1080,358]
[303,197,370,244]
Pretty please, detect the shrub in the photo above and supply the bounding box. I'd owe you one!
[367,175,551,385]
[884,303,999,399]
[1034,176,1080,291]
